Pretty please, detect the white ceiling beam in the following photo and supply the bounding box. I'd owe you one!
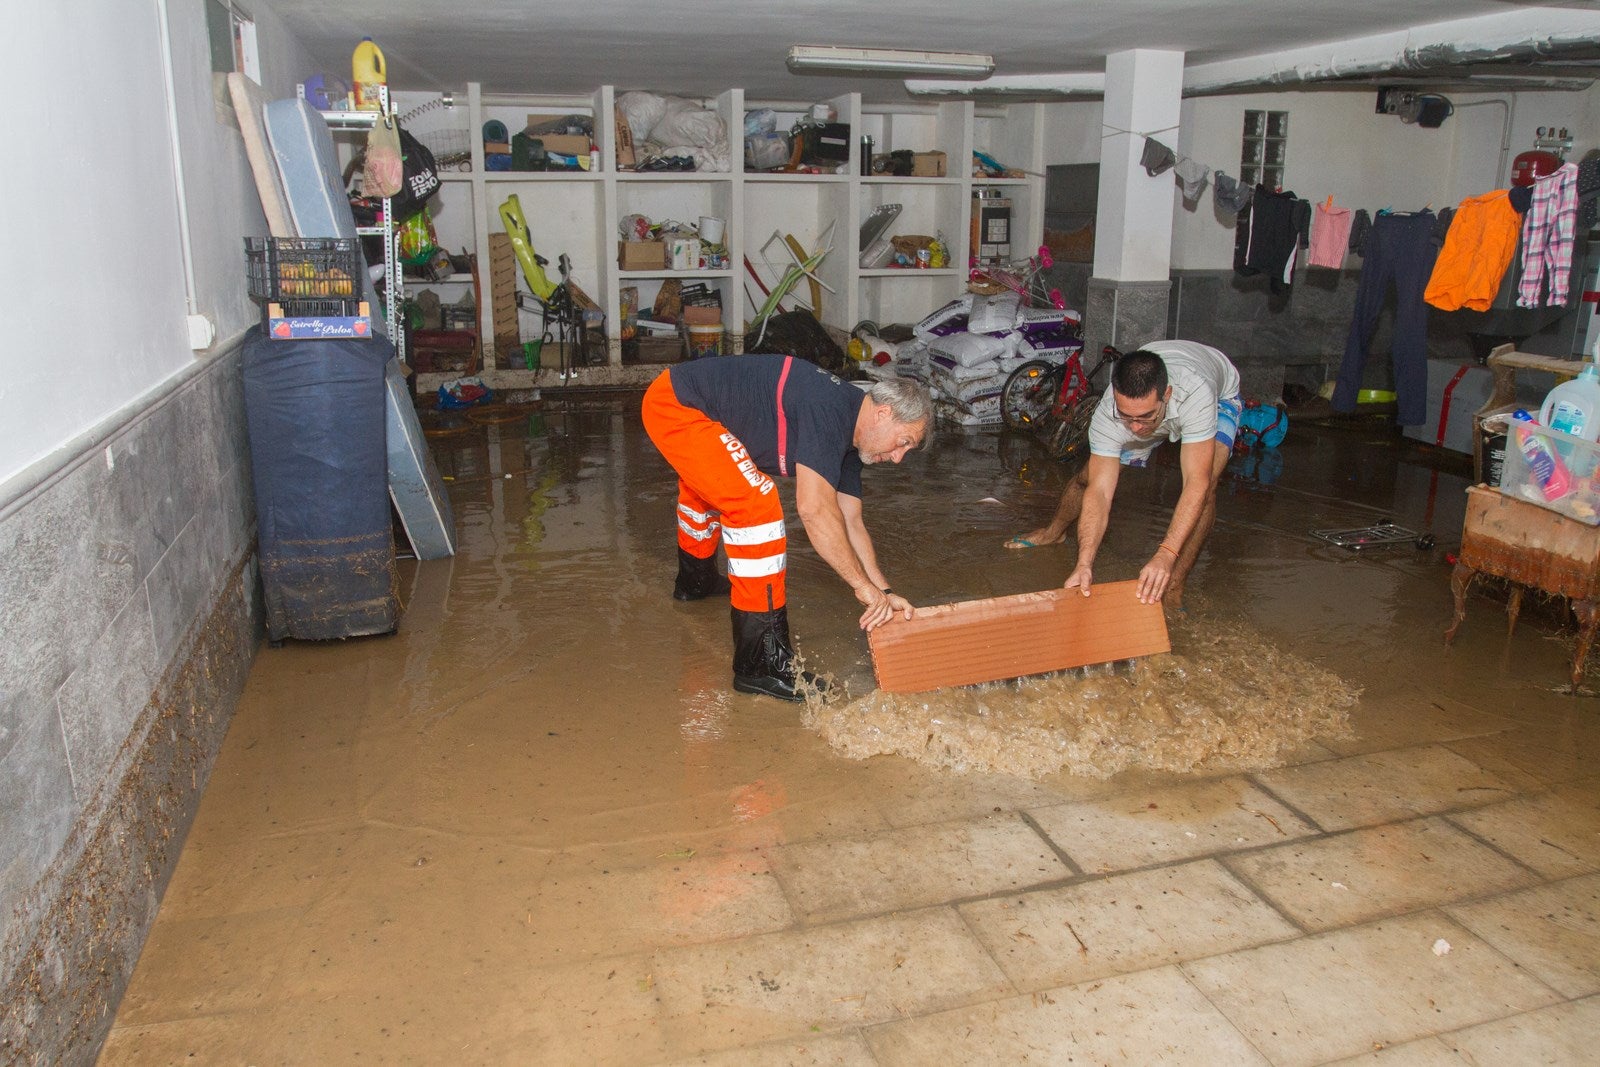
[905,7,1600,98]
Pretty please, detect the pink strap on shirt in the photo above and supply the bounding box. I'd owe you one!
[775,356,794,476]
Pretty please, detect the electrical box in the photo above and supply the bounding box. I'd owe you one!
[971,191,1012,264]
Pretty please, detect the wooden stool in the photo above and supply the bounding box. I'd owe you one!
[1445,486,1600,691]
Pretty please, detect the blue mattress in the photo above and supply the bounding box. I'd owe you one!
[262,97,386,333]
[384,359,457,560]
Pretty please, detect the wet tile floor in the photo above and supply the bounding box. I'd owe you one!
[102,401,1599,1065]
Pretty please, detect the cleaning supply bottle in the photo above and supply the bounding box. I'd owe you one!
[352,38,387,112]
[1511,409,1573,500]
[1538,341,1600,441]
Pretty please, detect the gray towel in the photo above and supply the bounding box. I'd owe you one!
[1141,138,1175,176]
[1213,171,1252,214]
[1174,156,1209,204]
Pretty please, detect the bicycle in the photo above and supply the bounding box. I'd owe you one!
[999,344,1121,468]
[968,245,1065,310]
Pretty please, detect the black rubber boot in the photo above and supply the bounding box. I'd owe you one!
[673,548,731,601]
[731,607,825,702]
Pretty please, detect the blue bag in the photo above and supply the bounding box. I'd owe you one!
[1237,401,1288,449]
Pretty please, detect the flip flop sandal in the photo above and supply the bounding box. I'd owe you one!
[1005,537,1038,548]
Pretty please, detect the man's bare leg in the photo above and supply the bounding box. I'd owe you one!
[1006,467,1090,548]
[1163,441,1232,610]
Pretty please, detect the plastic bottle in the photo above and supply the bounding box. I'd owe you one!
[1538,342,1600,441]
[352,38,387,112]
[1511,409,1573,500]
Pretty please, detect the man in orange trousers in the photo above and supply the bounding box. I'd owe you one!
[642,355,931,701]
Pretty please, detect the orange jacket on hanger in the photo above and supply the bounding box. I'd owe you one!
[1423,190,1521,312]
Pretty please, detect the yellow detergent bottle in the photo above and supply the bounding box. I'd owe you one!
[352,38,387,112]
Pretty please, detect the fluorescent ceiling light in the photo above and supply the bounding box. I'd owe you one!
[787,45,995,78]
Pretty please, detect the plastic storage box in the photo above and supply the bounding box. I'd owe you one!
[1500,418,1600,524]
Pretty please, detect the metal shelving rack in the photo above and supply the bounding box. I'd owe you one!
[303,84,406,357]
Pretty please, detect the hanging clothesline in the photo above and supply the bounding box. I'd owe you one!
[1101,123,1179,140]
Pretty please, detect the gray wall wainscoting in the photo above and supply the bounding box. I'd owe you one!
[1046,262,1483,402]
[0,339,261,1065]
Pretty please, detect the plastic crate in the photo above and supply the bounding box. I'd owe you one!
[1501,419,1600,525]
[244,236,362,303]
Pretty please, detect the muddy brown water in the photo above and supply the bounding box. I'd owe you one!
[408,399,1524,783]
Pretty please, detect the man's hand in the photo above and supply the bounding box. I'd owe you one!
[854,585,899,631]
[1064,564,1093,597]
[1137,551,1174,604]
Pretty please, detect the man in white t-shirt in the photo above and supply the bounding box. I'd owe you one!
[1005,339,1242,610]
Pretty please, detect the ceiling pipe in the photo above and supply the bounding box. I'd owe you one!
[906,8,1600,99]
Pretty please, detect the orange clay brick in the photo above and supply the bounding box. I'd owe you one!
[868,580,1170,694]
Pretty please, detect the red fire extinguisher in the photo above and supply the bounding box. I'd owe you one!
[1511,127,1564,187]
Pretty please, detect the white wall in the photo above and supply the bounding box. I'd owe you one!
[1173,87,1464,270]
[0,0,312,489]
[1042,100,1105,165]
[1036,82,1599,273]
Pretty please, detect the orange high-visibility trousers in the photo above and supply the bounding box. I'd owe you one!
[641,372,788,612]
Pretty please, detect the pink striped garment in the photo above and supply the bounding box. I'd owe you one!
[1517,162,1578,308]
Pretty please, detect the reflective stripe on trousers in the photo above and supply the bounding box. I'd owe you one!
[641,372,787,612]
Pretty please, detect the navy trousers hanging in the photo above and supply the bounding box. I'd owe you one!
[1333,212,1439,426]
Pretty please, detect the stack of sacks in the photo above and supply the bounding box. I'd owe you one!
[892,338,930,383]
[1014,307,1083,366]
[912,293,1084,426]
[928,331,1013,425]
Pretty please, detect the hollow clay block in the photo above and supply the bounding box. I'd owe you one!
[868,581,1170,694]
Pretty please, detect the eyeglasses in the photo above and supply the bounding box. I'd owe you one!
[1111,395,1167,429]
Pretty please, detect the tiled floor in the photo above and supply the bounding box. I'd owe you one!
[101,410,1600,1064]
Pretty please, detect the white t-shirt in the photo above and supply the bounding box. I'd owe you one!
[1088,340,1241,457]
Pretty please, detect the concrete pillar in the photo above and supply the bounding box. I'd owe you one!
[1085,49,1185,360]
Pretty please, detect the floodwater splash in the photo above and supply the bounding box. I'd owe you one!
[802,614,1357,780]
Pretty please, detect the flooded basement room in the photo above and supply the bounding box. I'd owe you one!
[96,394,1600,1065]
[6,6,1600,1061]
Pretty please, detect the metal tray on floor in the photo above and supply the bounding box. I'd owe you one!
[1310,522,1419,550]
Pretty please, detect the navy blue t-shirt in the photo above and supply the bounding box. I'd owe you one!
[668,355,865,497]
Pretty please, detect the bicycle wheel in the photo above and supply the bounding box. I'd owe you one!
[1048,396,1100,467]
[1000,360,1061,432]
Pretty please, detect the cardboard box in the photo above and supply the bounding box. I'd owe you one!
[618,240,665,271]
[681,305,722,326]
[520,114,591,157]
[535,133,591,158]
[624,334,687,364]
[912,151,947,177]
[614,106,636,168]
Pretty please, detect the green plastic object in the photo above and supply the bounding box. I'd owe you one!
[497,194,556,300]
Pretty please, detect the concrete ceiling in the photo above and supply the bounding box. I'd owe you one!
[262,0,1600,103]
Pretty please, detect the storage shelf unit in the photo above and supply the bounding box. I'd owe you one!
[408,83,1044,366]
[314,89,406,354]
